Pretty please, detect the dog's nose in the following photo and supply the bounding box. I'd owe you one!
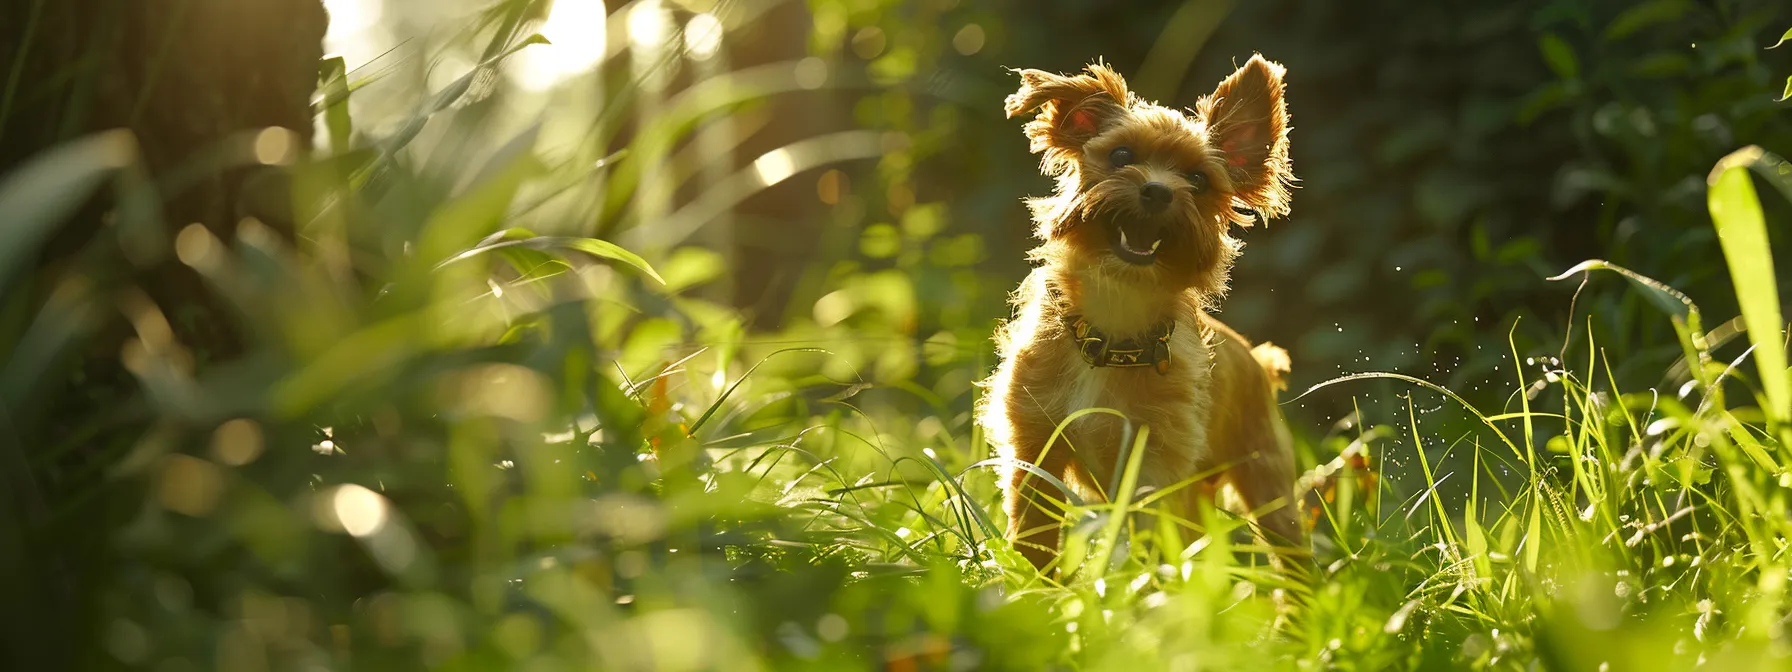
[1139,182,1172,211]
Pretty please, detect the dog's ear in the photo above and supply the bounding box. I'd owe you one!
[1200,54,1293,221]
[1005,63,1130,176]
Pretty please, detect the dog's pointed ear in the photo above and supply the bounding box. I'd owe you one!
[1200,54,1293,221]
[1005,63,1130,176]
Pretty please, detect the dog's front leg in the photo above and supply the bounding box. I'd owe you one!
[1002,418,1074,573]
[1222,430,1308,569]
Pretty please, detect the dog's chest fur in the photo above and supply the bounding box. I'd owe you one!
[1058,326,1215,484]
[980,270,1217,498]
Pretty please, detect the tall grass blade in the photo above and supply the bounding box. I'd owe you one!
[0,130,138,287]
[317,56,354,151]
[1708,147,1789,427]
[1087,426,1149,576]
[1464,442,1491,579]
[1550,258,1712,384]
[962,458,1084,509]
[686,348,832,437]
[439,228,664,284]
[1547,259,1699,324]
[911,450,1001,539]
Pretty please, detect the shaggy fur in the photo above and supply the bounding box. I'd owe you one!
[977,55,1303,572]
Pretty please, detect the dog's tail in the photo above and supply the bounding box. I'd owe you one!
[1250,342,1291,393]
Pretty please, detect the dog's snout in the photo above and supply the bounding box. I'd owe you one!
[1139,182,1172,211]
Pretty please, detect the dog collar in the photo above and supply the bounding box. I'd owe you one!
[1059,313,1175,374]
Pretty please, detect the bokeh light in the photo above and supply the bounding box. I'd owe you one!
[331,484,389,538]
[512,0,610,91]
[321,0,392,68]
[752,148,796,187]
[684,12,723,61]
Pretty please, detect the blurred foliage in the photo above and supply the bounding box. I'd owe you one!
[4,0,1792,670]
[723,0,1792,451]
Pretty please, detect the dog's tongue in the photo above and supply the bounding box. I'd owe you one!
[1119,229,1162,255]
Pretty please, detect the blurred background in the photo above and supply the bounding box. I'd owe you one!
[3,0,1791,669]
[317,0,1792,412]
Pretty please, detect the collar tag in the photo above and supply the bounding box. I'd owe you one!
[1061,314,1175,374]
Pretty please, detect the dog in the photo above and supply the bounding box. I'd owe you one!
[976,54,1303,573]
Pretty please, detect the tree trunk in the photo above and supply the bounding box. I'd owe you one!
[0,1,327,667]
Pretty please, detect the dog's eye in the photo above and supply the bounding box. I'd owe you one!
[1186,171,1210,193]
[1109,146,1135,168]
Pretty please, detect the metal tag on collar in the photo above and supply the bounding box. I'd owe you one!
[1107,348,1144,367]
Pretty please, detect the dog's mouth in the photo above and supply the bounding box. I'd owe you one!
[1110,226,1163,266]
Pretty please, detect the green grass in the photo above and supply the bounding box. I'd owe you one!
[7,3,1792,670]
[39,138,1792,668]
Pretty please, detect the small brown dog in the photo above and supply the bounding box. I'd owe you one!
[976,55,1303,572]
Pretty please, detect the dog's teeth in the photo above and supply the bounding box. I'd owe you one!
[1149,240,1161,253]
[1119,230,1130,249]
